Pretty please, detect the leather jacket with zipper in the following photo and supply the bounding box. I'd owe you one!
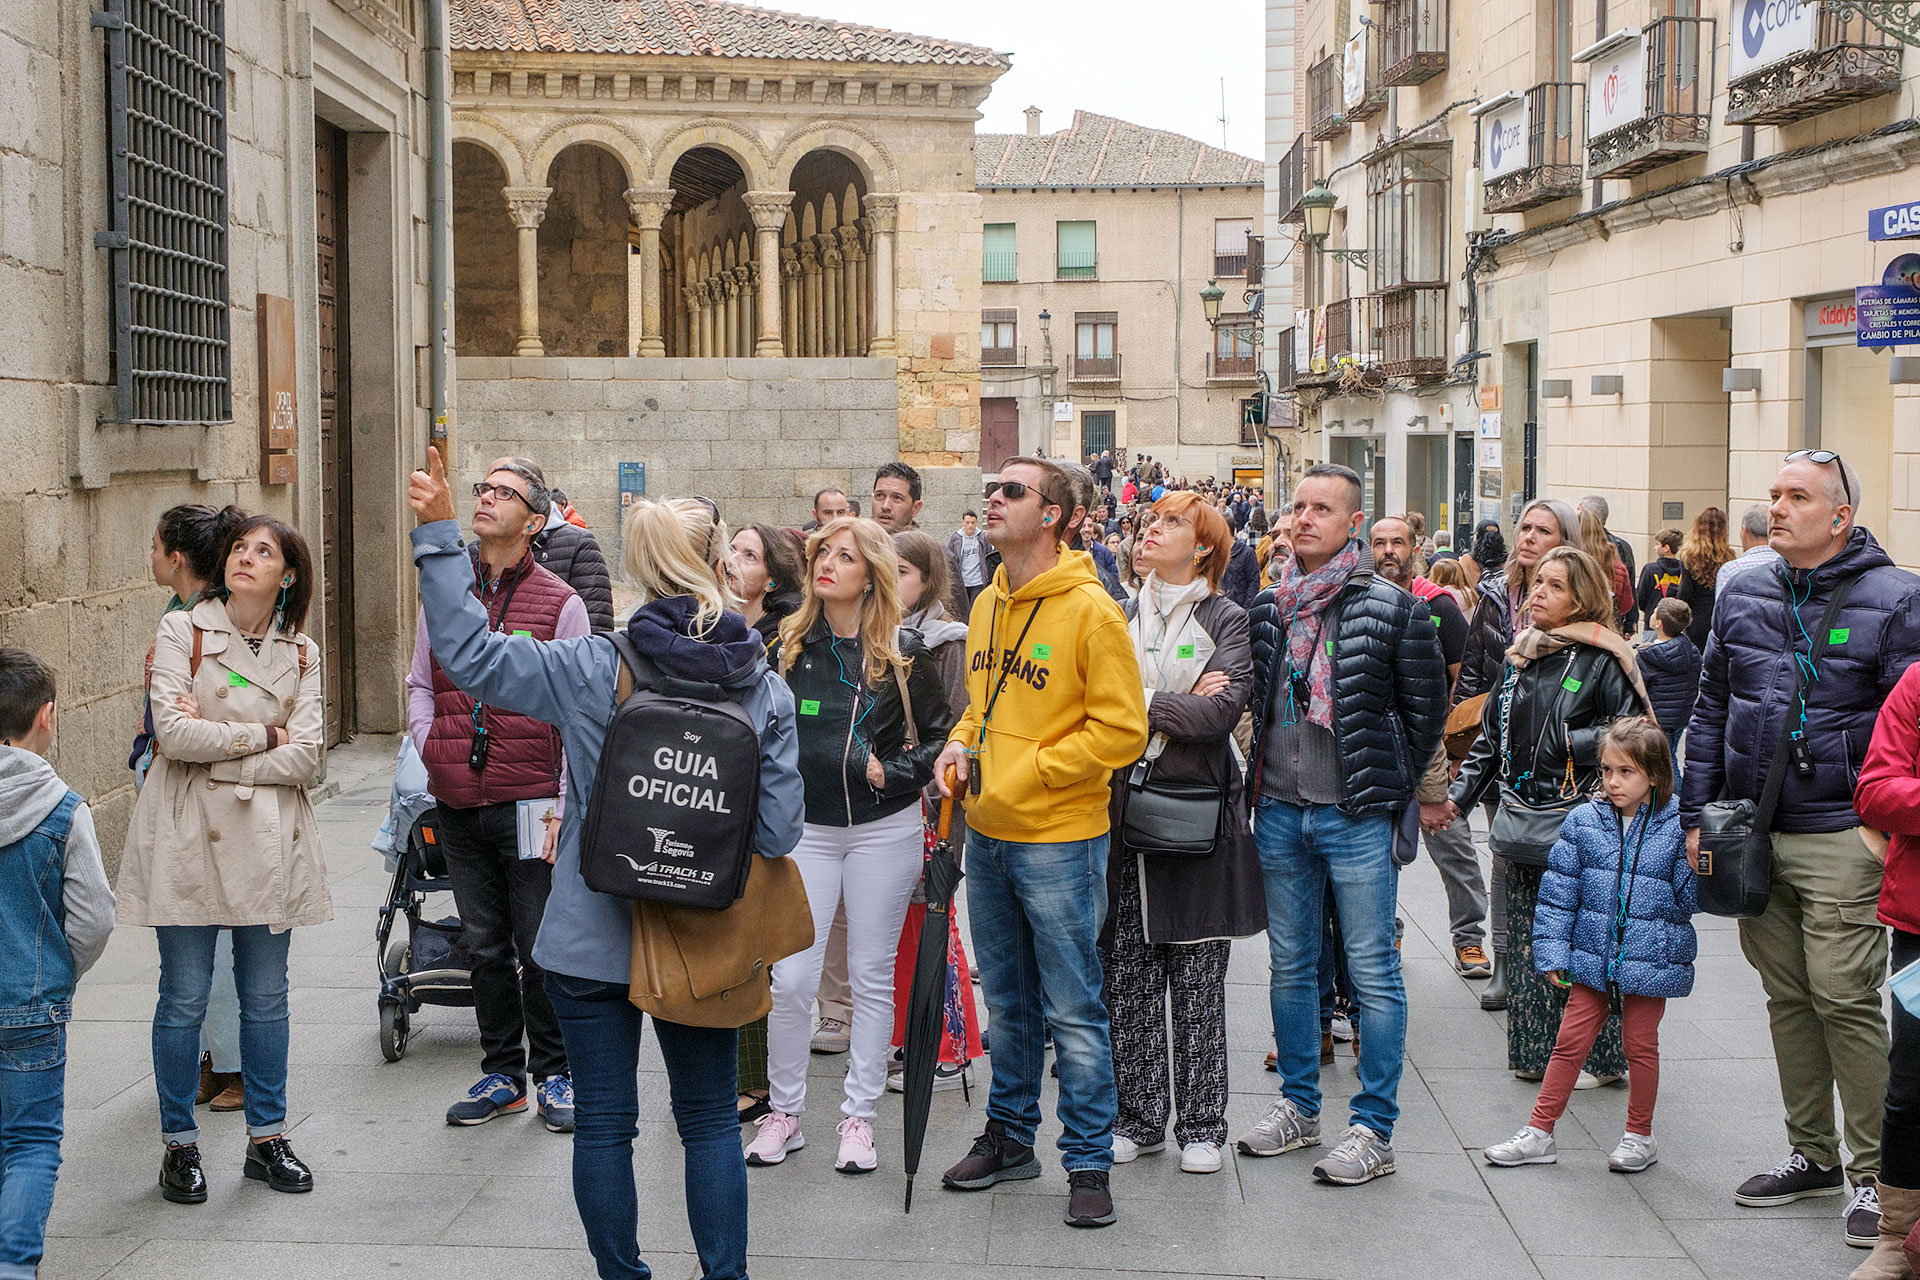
[782,619,956,827]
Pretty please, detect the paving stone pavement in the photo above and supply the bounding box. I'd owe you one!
[41,735,1864,1279]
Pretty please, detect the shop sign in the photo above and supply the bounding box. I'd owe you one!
[1478,411,1502,439]
[1053,400,1073,422]
[1807,296,1857,338]
[1869,200,1920,242]
[1583,33,1646,139]
[1856,255,1920,348]
[1730,0,1816,79]
[1483,97,1530,180]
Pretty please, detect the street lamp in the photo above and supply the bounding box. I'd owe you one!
[1199,279,1224,328]
[1300,179,1370,268]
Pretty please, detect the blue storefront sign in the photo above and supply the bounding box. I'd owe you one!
[1857,256,1920,347]
[1869,200,1920,242]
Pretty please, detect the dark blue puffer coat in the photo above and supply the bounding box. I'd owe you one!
[1680,528,1920,833]
[1635,633,1701,736]
[1535,797,1697,998]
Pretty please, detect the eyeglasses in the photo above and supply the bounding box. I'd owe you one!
[1783,449,1857,506]
[472,482,533,508]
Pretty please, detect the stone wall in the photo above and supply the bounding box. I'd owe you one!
[453,141,518,357]
[455,356,981,539]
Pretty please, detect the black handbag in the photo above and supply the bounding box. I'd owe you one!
[1120,756,1226,858]
[1695,572,1859,918]
[1488,792,1580,865]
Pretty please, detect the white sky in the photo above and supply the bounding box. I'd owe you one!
[749,0,1267,159]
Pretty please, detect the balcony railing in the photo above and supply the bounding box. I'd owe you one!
[1379,285,1447,378]
[1277,133,1314,224]
[1056,250,1097,280]
[1309,54,1345,141]
[1214,251,1249,278]
[1207,352,1259,381]
[981,345,1025,367]
[1377,0,1447,86]
[1726,4,1900,126]
[1482,82,1584,214]
[1070,353,1122,382]
[983,251,1017,283]
[1587,17,1715,180]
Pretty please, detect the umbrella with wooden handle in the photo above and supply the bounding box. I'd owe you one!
[900,771,965,1212]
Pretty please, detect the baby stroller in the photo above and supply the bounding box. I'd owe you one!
[375,807,474,1061]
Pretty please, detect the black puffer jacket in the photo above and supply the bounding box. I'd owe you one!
[533,518,615,633]
[1248,551,1449,815]
[1455,574,1518,703]
[781,619,956,827]
[1635,634,1701,736]
[1681,528,1920,833]
[1450,641,1645,863]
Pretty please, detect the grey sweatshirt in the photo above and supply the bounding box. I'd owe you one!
[0,747,115,976]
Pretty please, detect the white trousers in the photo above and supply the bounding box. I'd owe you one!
[768,805,924,1123]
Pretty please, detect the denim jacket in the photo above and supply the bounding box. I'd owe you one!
[0,793,80,1027]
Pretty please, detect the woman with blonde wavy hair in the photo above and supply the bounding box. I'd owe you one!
[747,517,956,1176]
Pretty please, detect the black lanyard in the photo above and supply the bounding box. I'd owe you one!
[980,597,1045,733]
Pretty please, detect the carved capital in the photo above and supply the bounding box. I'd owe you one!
[623,186,675,231]
[799,241,820,271]
[722,275,740,299]
[684,285,701,311]
[502,186,553,230]
[782,249,801,279]
[821,245,843,269]
[742,189,799,233]
[837,224,865,259]
[863,194,898,235]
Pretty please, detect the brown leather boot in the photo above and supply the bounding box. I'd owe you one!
[1320,1031,1335,1064]
[195,1053,218,1106]
[1854,1182,1920,1280]
[208,1074,244,1112]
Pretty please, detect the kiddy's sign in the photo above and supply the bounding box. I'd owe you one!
[1869,200,1920,242]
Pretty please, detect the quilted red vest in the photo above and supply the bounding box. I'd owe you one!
[423,549,575,810]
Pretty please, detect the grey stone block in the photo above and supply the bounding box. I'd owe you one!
[614,356,682,380]
[793,357,851,379]
[455,357,511,380]
[509,357,563,379]
[688,379,751,411]
[565,357,614,380]
[749,379,826,411]
[682,357,731,379]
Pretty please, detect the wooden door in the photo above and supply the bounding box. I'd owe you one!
[980,397,1020,475]
[315,121,354,744]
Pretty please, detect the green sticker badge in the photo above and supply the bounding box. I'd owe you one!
[227,671,250,688]
[1561,676,1583,693]
[513,629,533,638]
[1830,628,1850,646]
[1326,639,1334,655]
[1176,643,1196,659]
[1032,643,1052,660]
[799,699,821,716]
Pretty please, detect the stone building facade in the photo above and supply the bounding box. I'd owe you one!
[976,110,1267,487]
[446,1,1008,532]
[0,1,434,864]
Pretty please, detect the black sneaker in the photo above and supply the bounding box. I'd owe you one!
[942,1119,1041,1190]
[159,1143,207,1205]
[1845,1180,1882,1248]
[1065,1169,1116,1227]
[1733,1149,1846,1207]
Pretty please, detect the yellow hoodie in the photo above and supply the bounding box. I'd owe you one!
[950,548,1149,843]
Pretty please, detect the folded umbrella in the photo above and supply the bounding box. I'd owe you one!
[901,783,964,1212]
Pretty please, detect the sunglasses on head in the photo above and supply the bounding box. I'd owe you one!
[1784,449,1857,506]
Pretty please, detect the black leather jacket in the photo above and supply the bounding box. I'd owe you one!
[1247,554,1449,815]
[1455,574,1518,704]
[782,619,956,827]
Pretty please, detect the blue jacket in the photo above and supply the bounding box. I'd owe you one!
[1636,634,1701,736]
[1681,528,1920,832]
[1535,797,1697,999]
[412,521,806,986]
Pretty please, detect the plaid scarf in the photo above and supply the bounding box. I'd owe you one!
[1271,538,1363,729]
[1506,622,1656,722]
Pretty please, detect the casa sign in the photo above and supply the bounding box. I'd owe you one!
[1730,0,1816,79]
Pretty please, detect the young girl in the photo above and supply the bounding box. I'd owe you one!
[1483,718,1697,1174]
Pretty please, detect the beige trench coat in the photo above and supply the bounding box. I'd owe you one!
[118,598,332,931]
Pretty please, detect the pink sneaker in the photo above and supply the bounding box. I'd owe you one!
[834,1116,877,1174]
[744,1111,804,1166]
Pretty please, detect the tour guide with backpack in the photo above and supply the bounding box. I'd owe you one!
[409,448,806,1280]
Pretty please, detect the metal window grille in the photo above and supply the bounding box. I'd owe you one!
[94,0,232,424]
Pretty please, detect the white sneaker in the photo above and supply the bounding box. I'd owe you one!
[833,1116,876,1174]
[810,1018,850,1055]
[744,1110,804,1166]
[1608,1131,1658,1173]
[1574,1071,1622,1090]
[1483,1125,1558,1167]
[1329,1014,1355,1042]
[885,1061,974,1094]
[1111,1133,1167,1163]
[1180,1141,1224,1174]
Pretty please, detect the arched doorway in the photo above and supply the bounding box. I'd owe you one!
[664,146,752,356]
[786,149,870,357]
[539,144,630,357]
[452,141,515,356]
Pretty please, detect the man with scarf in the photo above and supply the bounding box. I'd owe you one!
[406,460,585,1133]
[1236,464,1447,1186]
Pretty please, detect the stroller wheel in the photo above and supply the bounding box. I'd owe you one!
[382,935,409,982]
[379,1002,409,1063]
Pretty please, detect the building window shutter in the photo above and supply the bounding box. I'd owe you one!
[983,222,1016,282]
[1056,220,1097,278]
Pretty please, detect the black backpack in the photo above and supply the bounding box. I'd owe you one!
[579,632,762,910]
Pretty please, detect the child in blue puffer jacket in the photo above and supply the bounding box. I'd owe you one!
[1484,718,1696,1175]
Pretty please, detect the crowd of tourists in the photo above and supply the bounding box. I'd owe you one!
[5,443,1920,1280]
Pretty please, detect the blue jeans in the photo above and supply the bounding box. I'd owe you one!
[965,832,1115,1172]
[542,972,745,1280]
[1254,799,1407,1141]
[153,925,292,1143]
[0,1025,64,1280]
[1667,727,1685,783]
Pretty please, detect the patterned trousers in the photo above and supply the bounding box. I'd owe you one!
[1100,854,1232,1147]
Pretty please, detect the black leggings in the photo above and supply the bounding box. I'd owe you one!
[1884,928,1920,1188]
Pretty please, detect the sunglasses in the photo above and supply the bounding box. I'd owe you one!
[472,482,534,509]
[992,479,1063,509]
[1783,449,1857,505]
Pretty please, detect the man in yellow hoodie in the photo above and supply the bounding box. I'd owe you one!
[933,456,1148,1229]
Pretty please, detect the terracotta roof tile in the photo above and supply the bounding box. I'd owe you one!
[976,110,1260,188]
[450,0,1009,66]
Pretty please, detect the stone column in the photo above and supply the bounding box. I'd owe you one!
[864,195,898,357]
[838,223,865,357]
[742,191,796,358]
[623,187,674,357]
[697,279,715,357]
[800,240,822,357]
[683,285,700,359]
[819,235,843,358]
[781,249,801,356]
[722,273,740,358]
[737,264,756,353]
[503,186,552,357]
